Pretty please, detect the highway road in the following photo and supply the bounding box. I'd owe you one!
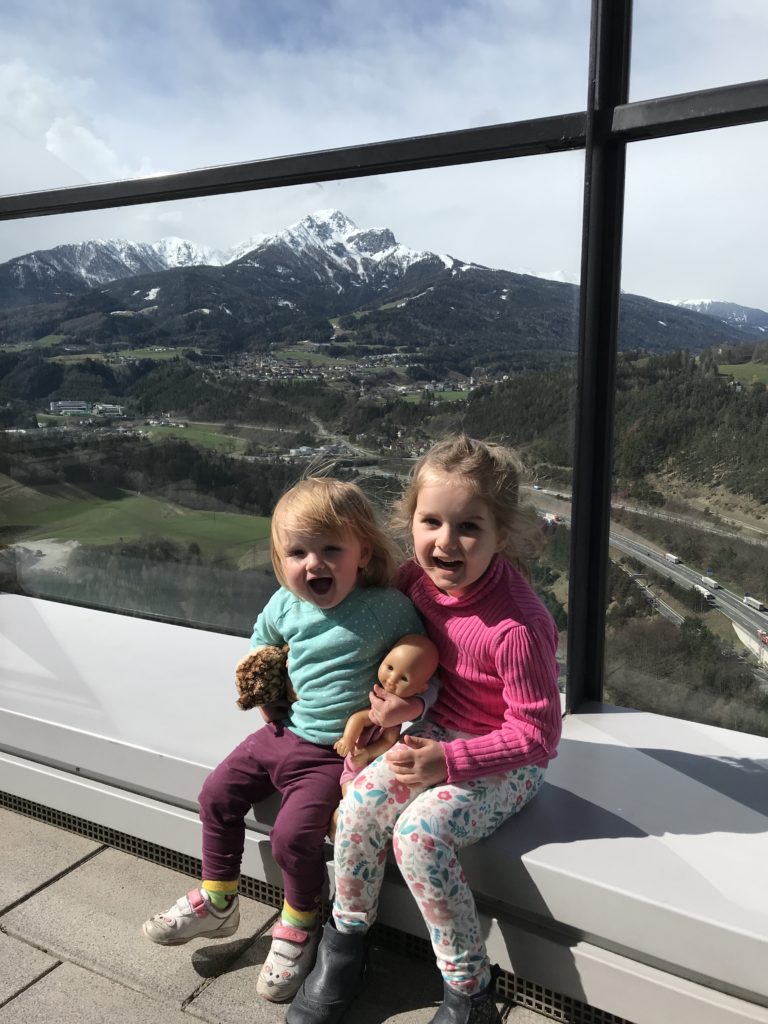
[537,505,768,689]
[526,485,768,547]
[529,485,767,634]
[606,531,768,637]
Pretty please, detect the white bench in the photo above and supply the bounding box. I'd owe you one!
[1,594,767,1024]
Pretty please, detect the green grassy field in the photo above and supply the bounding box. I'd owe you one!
[719,362,768,385]
[0,474,270,558]
[2,334,68,353]
[402,390,467,403]
[37,413,76,426]
[33,418,253,454]
[143,423,249,453]
[52,346,186,365]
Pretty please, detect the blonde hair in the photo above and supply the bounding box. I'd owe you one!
[392,435,543,570]
[271,477,399,589]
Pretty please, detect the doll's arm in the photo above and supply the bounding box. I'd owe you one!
[333,708,372,757]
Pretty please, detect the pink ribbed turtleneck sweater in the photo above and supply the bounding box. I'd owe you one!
[398,556,562,783]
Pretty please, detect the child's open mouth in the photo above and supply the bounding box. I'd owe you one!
[308,577,333,595]
[433,557,462,570]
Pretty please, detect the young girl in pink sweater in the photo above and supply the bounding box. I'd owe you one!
[289,436,562,1024]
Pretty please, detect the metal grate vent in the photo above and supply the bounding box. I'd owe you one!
[0,790,285,909]
[1,790,631,1024]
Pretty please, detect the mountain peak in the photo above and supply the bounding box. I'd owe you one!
[151,237,223,268]
[306,209,357,234]
[281,209,359,248]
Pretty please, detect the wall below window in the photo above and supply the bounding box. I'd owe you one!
[2,594,768,1024]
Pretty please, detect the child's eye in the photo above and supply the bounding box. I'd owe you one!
[460,521,480,531]
[286,549,304,558]
[421,516,441,527]
[324,545,342,554]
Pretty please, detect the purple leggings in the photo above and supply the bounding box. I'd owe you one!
[198,723,343,911]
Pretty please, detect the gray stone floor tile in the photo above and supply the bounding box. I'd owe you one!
[0,932,58,1009]
[0,812,551,1024]
[0,808,101,912]
[0,961,192,1024]
[183,925,284,1023]
[1,847,277,1007]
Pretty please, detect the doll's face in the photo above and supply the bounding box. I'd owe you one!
[377,637,438,697]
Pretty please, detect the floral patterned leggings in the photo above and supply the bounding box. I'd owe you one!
[333,720,545,993]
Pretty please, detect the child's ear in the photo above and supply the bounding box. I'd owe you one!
[358,542,373,568]
[495,528,509,552]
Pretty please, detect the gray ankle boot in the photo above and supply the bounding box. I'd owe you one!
[286,919,367,1024]
[430,971,502,1024]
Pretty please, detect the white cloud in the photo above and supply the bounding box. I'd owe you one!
[45,116,125,181]
[1,1,766,309]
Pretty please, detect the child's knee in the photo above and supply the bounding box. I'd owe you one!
[198,772,221,818]
[337,791,372,832]
[393,806,454,868]
[270,817,323,868]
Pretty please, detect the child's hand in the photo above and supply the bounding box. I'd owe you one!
[369,684,422,729]
[385,735,447,787]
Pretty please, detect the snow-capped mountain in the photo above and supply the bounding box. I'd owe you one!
[668,299,768,335]
[228,210,463,300]
[1,211,765,370]
[0,236,226,306]
[221,234,270,264]
[0,210,465,308]
[150,237,224,269]
[247,209,438,274]
[0,240,163,305]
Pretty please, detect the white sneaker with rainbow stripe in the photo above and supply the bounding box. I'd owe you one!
[142,888,240,945]
[257,920,321,1002]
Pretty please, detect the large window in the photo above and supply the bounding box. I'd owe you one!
[1,0,766,733]
[604,123,768,734]
[0,158,582,637]
[630,2,768,100]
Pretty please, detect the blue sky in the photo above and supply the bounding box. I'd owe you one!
[1,0,766,308]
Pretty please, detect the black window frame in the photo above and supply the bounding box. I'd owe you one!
[1,0,766,712]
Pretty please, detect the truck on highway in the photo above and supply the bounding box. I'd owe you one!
[701,576,720,589]
[693,584,716,606]
[665,552,681,563]
[743,595,767,612]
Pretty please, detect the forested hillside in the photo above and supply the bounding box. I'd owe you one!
[1,346,766,509]
[463,349,768,503]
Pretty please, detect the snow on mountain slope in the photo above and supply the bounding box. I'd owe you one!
[2,214,764,326]
[222,234,270,264]
[669,298,768,334]
[0,210,449,307]
[151,237,224,268]
[239,210,439,281]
